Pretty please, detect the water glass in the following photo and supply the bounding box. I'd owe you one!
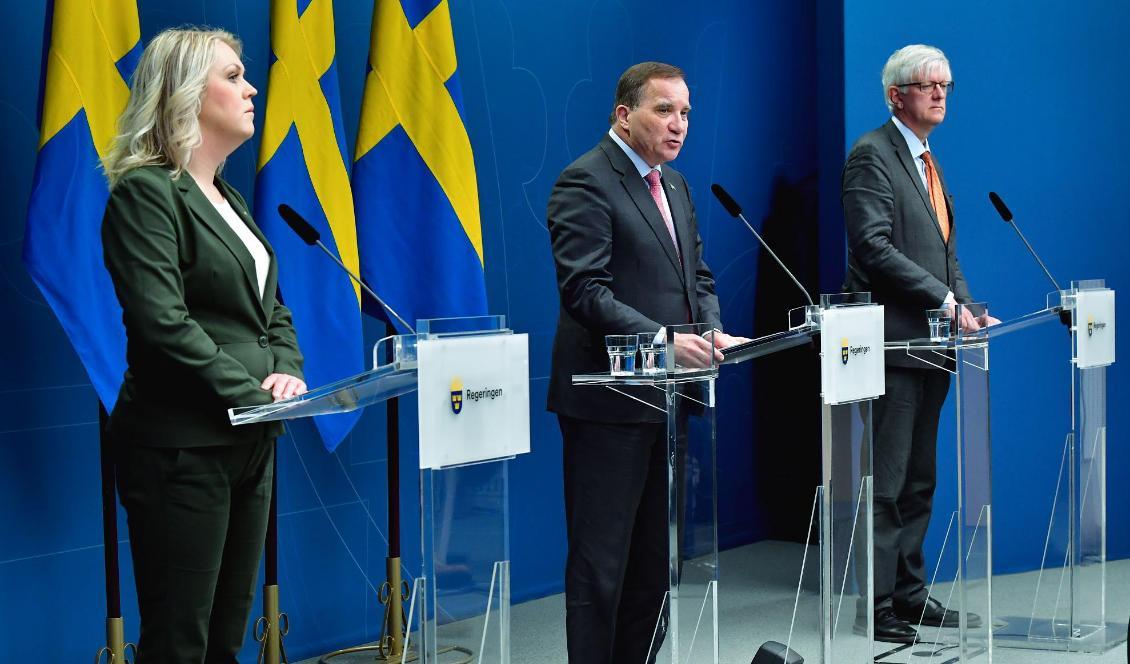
[926,308,952,342]
[604,335,637,375]
[637,332,667,374]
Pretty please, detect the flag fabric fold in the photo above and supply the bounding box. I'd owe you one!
[23,0,141,411]
[256,0,365,451]
[353,0,488,333]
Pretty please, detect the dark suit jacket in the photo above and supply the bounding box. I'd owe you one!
[547,134,722,422]
[102,165,303,446]
[842,120,973,369]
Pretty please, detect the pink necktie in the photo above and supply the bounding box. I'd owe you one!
[645,169,680,258]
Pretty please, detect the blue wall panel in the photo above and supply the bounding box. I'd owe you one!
[1,2,814,657]
[3,0,1125,660]
[843,0,1129,576]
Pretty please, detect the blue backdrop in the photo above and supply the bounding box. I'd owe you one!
[844,0,1130,579]
[0,0,1125,660]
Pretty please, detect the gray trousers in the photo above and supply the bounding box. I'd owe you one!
[870,366,950,612]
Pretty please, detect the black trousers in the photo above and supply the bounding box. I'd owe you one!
[870,366,951,612]
[116,439,274,664]
[559,415,685,664]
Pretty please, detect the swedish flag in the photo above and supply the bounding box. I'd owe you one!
[255,0,364,451]
[23,0,140,410]
[352,0,488,333]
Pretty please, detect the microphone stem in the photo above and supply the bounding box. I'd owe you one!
[736,212,814,306]
[1007,221,1061,292]
[312,239,417,334]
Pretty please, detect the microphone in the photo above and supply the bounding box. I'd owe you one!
[988,192,1061,292]
[278,203,321,245]
[987,191,1012,222]
[711,184,813,306]
[277,204,416,334]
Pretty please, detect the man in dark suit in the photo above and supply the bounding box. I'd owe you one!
[843,44,998,643]
[547,62,743,663]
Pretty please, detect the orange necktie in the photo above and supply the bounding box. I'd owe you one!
[921,151,950,243]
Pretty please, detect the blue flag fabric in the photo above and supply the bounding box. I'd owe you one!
[255,0,365,451]
[23,0,141,410]
[353,0,488,333]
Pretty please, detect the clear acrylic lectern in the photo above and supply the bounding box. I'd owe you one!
[884,281,1120,662]
[573,292,884,664]
[230,315,527,664]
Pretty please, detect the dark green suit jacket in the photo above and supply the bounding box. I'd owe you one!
[102,165,303,447]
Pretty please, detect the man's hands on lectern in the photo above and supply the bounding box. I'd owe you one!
[947,303,1002,333]
[978,313,1002,327]
[672,330,752,368]
[710,330,751,348]
[673,333,720,368]
[950,303,981,334]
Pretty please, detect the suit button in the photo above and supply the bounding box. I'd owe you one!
[258,336,269,348]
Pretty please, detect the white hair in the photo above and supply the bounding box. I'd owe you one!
[103,27,241,186]
[881,44,951,113]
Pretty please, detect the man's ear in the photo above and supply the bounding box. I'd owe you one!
[889,86,903,110]
[614,104,631,131]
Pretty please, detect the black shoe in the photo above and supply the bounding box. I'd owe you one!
[854,607,918,643]
[896,597,982,628]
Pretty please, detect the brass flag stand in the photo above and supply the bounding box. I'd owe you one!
[255,448,289,664]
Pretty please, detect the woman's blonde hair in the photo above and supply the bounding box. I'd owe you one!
[103,27,241,186]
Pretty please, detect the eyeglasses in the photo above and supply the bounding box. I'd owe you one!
[899,80,955,94]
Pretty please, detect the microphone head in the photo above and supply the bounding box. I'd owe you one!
[277,204,320,245]
[711,183,742,217]
[988,192,1013,222]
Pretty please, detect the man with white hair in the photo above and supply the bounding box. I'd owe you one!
[842,44,997,643]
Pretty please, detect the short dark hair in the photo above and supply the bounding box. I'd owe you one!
[609,62,686,124]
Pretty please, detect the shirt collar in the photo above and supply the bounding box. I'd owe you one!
[608,127,662,178]
[891,115,931,159]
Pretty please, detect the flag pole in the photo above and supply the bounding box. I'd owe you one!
[320,321,415,663]
[383,318,408,658]
[95,404,135,663]
[256,440,287,664]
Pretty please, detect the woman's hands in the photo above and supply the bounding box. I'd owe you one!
[261,373,307,402]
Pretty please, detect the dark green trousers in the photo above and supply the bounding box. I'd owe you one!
[116,439,274,664]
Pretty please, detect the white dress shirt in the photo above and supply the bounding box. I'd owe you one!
[891,115,932,192]
[212,197,269,298]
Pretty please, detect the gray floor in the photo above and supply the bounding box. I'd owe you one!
[300,540,1129,663]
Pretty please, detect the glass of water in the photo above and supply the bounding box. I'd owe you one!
[637,332,667,374]
[604,335,638,375]
[926,307,952,343]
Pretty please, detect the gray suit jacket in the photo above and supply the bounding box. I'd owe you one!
[842,120,973,369]
[547,134,722,422]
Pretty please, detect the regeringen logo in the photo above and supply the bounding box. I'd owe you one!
[449,375,503,415]
[840,337,872,365]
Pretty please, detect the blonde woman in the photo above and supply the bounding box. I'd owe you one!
[101,28,305,662]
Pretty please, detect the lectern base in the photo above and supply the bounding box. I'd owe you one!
[992,616,1128,653]
[319,644,474,663]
